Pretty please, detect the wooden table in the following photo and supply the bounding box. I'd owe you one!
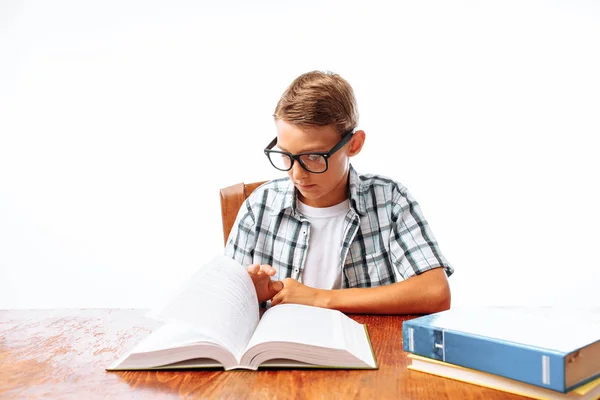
[0,309,529,399]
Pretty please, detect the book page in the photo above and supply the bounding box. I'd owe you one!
[148,254,259,361]
[242,304,376,368]
[132,321,221,353]
[245,304,345,350]
[341,312,378,368]
[108,321,239,370]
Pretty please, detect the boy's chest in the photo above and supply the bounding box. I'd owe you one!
[254,212,395,287]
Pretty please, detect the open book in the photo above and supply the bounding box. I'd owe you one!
[107,255,377,371]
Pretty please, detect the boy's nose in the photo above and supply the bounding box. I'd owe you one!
[291,161,308,181]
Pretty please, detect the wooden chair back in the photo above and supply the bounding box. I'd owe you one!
[220,181,266,246]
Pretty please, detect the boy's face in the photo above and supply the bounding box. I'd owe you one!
[274,120,364,208]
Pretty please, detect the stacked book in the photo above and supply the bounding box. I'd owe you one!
[402,306,600,400]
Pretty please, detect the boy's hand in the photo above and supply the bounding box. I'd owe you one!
[271,278,327,308]
[247,264,283,303]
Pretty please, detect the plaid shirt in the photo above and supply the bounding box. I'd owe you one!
[224,165,453,288]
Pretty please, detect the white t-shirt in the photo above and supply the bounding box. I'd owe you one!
[297,198,350,290]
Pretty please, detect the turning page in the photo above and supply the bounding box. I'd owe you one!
[148,254,259,360]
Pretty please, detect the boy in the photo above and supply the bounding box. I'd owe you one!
[225,71,453,314]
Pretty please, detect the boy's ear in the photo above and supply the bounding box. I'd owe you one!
[348,130,366,156]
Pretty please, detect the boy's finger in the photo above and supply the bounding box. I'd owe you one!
[269,280,283,293]
[247,264,260,274]
[260,264,275,275]
[271,292,281,306]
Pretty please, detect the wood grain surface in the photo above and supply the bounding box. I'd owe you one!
[0,309,530,399]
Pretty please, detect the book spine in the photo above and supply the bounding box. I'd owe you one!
[402,322,567,393]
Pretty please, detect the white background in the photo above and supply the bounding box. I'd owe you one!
[1,1,599,309]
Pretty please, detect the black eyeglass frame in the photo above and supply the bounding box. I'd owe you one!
[264,129,355,174]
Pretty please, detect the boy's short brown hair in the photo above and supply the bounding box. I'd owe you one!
[273,70,358,135]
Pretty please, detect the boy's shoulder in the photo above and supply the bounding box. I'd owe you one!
[351,168,409,201]
[244,176,294,213]
[348,170,419,220]
[251,176,291,196]
[355,170,406,191]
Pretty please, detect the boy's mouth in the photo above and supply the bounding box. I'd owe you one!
[296,183,316,190]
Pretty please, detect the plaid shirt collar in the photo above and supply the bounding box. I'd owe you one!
[270,164,367,218]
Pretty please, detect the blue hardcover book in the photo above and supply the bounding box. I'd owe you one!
[402,306,600,393]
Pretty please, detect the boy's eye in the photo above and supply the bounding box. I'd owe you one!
[301,154,326,165]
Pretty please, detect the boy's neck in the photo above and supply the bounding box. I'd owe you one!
[296,171,350,208]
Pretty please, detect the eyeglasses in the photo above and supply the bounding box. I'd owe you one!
[264,129,355,174]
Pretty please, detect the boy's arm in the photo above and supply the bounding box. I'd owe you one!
[271,267,450,314]
[272,187,453,314]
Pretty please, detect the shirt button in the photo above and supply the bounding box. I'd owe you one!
[302,231,306,235]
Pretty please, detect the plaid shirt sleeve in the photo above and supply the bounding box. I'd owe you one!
[389,187,453,280]
[224,199,256,268]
